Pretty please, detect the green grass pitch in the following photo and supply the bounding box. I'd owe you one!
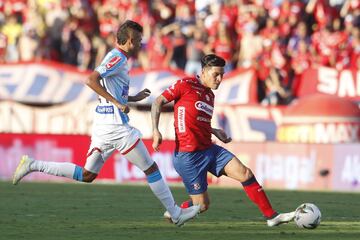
[1,181,359,240]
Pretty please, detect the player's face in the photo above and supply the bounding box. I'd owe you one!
[202,66,224,90]
[128,31,143,57]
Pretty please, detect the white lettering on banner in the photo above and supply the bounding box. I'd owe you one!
[315,124,359,143]
[14,65,61,102]
[178,106,186,133]
[317,67,360,97]
[255,151,316,189]
[0,63,93,104]
[114,152,179,182]
[0,139,73,179]
[317,67,338,94]
[341,155,360,183]
[0,65,25,98]
[278,123,360,143]
[338,71,356,97]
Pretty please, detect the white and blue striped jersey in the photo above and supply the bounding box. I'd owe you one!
[94,48,130,125]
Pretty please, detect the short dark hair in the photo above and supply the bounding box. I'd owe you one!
[116,20,143,45]
[201,54,226,68]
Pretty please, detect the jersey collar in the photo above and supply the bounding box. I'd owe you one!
[196,75,201,84]
[116,47,129,59]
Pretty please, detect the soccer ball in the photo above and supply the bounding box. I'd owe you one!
[294,203,321,229]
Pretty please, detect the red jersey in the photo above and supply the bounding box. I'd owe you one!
[162,77,214,152]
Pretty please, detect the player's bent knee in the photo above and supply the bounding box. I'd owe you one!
[237,167,254,183]
[143,162,159,175]
[82,172,97,183]
[243,167,254,180]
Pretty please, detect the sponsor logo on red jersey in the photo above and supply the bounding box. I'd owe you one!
[197,116,211,122]
[106,56,122,69]
[178,106,186,133]
[195,101,213,116]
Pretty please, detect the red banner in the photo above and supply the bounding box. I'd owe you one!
[296,67,360,101]
[2,134,359,192]
[0,133,181,183]
[209,140,360,192]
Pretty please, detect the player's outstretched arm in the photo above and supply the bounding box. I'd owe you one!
[151,95,169,151]
[211,128,232,143]
[128,88,151,102]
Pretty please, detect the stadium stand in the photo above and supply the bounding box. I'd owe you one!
[0,0,359,104]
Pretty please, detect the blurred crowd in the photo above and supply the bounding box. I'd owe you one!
[0,0,359,104]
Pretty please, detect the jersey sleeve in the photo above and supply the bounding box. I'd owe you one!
[162,79,184,102]
[95,52,126,78]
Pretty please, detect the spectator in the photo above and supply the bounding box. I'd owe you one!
[170,25,187,70]
[207,21,235,72]
[43,2,68,61]
[145,24,173,69]
[75,28,91,70]
[349,27,360,69]
[237,21,262,68]
[18,24,40,61]
[0,24,6,63]
[306,0,339,30]
[60,17,80,66]
[287,21,311,58]
[151,0,174,27]
[1,14,22,62]
[261,68,293,106]
[185,28,206,75]
[174,2,196,36]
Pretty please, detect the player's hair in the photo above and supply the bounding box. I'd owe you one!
[116,20,143,45]
[201,54,226,68]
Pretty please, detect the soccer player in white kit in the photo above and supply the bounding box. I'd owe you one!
[12,20,200,226]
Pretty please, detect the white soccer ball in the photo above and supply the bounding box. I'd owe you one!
[294,203,321,229]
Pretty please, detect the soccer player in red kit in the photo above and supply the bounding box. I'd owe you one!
[151,54,295,227]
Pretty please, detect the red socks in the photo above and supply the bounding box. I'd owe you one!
[180,199,193,209]
[242,176,277,218]
[179,177,276,219]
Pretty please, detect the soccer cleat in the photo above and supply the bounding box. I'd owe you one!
[13,155,34,185]
[164,205,201,227]
[267,211,296,227]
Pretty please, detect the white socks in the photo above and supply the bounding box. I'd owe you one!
[147,171,181,219]
[29,158,181,218]
[30,160,80,180]
[125,139,182,219]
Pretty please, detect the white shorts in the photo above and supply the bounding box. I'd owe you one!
[84,124,153,174]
